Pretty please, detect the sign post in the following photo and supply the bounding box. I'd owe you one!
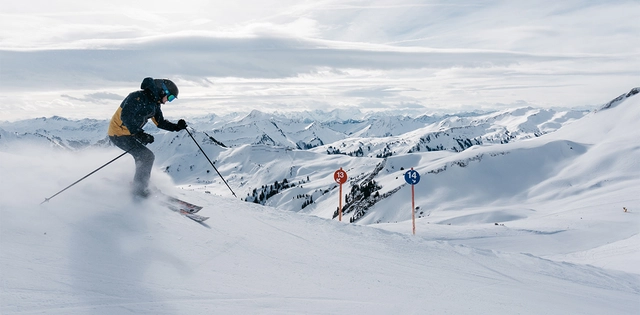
[334,168,348,221]
[404,168,421,235]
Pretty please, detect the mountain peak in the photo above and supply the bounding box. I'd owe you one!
[599,87,639,111]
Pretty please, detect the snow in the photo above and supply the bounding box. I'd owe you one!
[1,92,640,314]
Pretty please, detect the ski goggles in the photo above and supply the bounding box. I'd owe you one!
[161,82,176,102]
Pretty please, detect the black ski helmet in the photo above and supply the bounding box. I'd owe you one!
[154,79,179,100]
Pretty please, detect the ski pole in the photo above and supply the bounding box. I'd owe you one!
[185,127,237,198]
[41,148,133,204]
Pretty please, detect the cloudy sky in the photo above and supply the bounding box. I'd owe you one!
[1,0,639,121]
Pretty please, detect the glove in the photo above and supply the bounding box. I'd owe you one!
[176,119,187,131]
[134,132,154,145]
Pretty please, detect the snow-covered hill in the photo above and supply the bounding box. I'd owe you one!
[1,88,639,314]
[0,148,638,314]
[0,116,110,150]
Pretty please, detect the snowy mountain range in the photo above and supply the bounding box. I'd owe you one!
[1,104,594,215]
[0,106,588,153]
[1,89,637,221]
[1,88,639,314]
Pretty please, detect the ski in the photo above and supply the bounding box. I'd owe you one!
[148,189,209,222]
[165,195,203,214]
[179,210,209,222]
[151,189,203,214]
[162,202,210,222]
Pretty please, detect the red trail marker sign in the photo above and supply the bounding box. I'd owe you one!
[334,168,348,221]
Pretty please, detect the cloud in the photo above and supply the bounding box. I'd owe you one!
[61,92,124,103]
[0,35,597,90]
[0,0,638,121]
[343,87,405,98]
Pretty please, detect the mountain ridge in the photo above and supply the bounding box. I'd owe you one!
[1,88,637,223]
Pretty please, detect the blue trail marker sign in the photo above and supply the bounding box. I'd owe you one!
[404,169,421,185]
[404,168,421,235]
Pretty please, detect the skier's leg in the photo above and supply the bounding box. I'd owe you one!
[109,136,155,196]
[130,145,155,195]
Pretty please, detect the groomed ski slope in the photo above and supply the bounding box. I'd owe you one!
[0,153,639,314]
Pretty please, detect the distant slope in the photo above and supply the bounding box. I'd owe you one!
[343,88,640,223]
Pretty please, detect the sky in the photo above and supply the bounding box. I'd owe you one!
[1,0,639,121]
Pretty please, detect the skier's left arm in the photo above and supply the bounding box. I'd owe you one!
[152,107,187,132]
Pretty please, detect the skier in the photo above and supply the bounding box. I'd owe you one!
[107,77,187,197]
